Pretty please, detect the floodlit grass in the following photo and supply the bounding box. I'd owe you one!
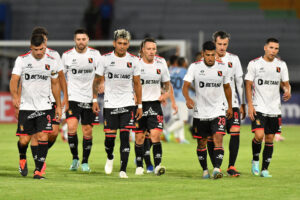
[0,124,299,200]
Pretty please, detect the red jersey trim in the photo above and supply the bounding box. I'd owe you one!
[63,48,73,54]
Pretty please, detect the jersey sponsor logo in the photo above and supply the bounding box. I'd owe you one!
[141,79,160,85]
[199,81,222,88]
[24,73,49,81]
[127,62,132,68]
[228,62,232,68]
[88,58,93,63]
[157,69,161,74]
[71,69,93,74]
[45,64,50,70]
[257,79,279,86]
[108,72,131,79]
[218,71,222,76]
[276,67,281,73]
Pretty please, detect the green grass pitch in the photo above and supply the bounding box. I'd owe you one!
[0,124,299,200]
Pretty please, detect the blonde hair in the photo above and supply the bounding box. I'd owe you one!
[114,29,131,41]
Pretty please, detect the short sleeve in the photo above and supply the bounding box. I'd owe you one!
[12,57,23,76]
[53,52,63,72]
[183,64,195,83]
[234,56,243,77]
[61,53,68,73]
[223,67,230,84]
[281,61,289,82]
[133,58,141,76]
[244,61,256,81]
[51,60,59,79]
[161,61,170,82]
[95,55,105,76]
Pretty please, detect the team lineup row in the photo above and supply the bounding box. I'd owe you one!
[9,27,291,179]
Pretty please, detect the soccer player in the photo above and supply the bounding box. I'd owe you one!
[62,28,101,172]
[134,38,171,175]
[29,27,68,173]
[10,34,62,179]
[245,38,291,178]
[182,41,233,179]
[167,57,189,144]
[92,29,142,178]
[208,31,246,176]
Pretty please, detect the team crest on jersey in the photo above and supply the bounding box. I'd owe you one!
[157,69,161,74]
[228,62,232,68]
[45,64,50,70]
[88,58,93,63]
[127,62,132,68]
[276,67,281,73]
[256,119,261,126]
[217,71,222,76]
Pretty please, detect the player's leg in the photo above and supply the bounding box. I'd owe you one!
[150,128,165,176]
[260,116,278,178]
[30,134,39,172]
[207,136,215,167]
[211,116,226,179]
[103,108,118,174]
[227,108,241,176]
[197,138,209,179]
[66,102,80,170]
[134,129,145,175]
[18,135,31,177]
[251,112,265,176]
[48,103,60,150]
[143,131,153,173]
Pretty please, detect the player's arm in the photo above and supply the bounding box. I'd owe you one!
[159,81,170,102]
[223,83,233,119]
[92,74,104,114]
[281,81,291,102]
[245,80,256,121]
[168,84,178,114]
[182,81,194,109]
[51,77,62,121]
[133,75,143,120]
[10,74,21,110]
[235,75,246,119]
[58,70,69,110]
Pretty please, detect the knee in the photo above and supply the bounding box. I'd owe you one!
[135,133,145,145]
[38,132,48,141]
[19,136,30,146]
[83,126,93,137]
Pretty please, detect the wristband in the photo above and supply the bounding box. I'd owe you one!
[138,104,142,109]
[92,98,97,103]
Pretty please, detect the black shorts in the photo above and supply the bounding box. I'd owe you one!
[66,101,99,126]
[135,101,164,133]
[251,112,280,135]
[226,107,241,133]
[16,110,52,136]
[193,116,226,139]
[277,115,282,134]
[103,106,136,131]
[50,102,60,125]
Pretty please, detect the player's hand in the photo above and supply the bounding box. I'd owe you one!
[226,107,233,119]
[62,98,69,111]
[240,104,246,120]
[283,90,291,102]
[92,102,100,114]
[12,97,20,109]
[158,94,167,104]
[185,98,194,109]
[15,108,19,120]
[55,106,62,121]
[248,105,256,121]
[135,108,143,120]
[172,103,178,115]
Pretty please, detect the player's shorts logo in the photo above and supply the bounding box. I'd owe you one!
[228,62,232,68]
[127,62,132,68]
[157,69,161,74]
[135,122,139,128]
[256,119,261,126]
[276,67,281,73]
[104,120,107,126]
[68,110,73,115]
[20,125,24,131]
[45,64,50,70]
[88,58,93,63]
[218,71,222,76]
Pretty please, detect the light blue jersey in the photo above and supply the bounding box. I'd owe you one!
[169,66,187,102]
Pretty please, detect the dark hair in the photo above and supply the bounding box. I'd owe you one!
[74,28,89,36]
[202,41,216,51]
[177,57,186,67]
[169,55,178,65]
[266,38,279,44]
[212,31,230,42]
[32,26,48,37]
[141,37,156,49]
[31,34,45,46]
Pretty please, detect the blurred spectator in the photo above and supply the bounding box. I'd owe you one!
[83,0,99,39]
[194,51,203,61]
[99,0,113,39]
